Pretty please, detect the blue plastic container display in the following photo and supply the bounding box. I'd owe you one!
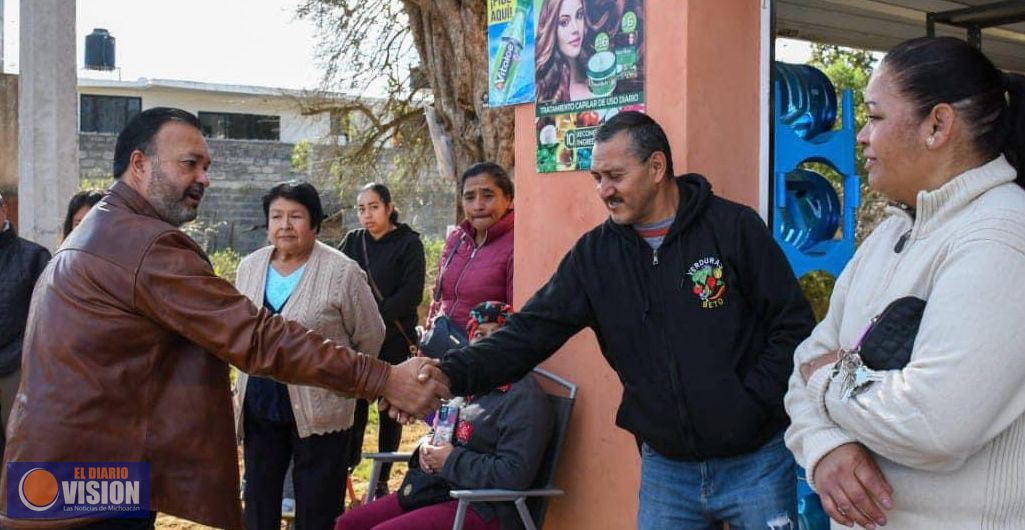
[772,63,859,278]
[779,169,841,251]
[797,468,830,530]
[775,63,837,140]
[773,62,858,530]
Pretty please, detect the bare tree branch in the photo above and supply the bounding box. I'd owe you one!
[297,0,515,223]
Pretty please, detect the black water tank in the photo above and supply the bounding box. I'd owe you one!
[85,28,116,70]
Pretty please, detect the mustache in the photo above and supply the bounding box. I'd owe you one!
[184,184,205,199]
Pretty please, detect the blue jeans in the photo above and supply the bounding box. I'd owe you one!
[638,433,796,530]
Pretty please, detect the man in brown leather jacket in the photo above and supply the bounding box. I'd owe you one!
[0,108,450,530]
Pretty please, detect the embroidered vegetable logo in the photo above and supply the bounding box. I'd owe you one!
[687,257,727,309]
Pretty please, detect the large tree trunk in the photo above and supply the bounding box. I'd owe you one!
[402,0,516,222]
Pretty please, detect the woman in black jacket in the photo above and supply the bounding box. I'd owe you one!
[339,182,426,495]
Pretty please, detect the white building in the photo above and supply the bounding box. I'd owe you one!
[77,77,346,144]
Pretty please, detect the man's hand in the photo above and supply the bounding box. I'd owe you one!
[417,358,451,388]
[814,443,894,529]
[378,398,414,425]
[801,351,838,382]
[419,442,454,474]
[379,357,452,421]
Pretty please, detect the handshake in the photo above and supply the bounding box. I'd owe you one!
[378,357,453,424]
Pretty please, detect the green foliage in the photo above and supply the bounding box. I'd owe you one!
[419,236,445,321]
[79,177,113,192]
[349,402,381,485]
[212,248,243,386]
[799,271,837,322]
[209,249,242,284]
[292,139,312,172]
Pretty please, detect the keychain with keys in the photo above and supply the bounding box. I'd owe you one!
[832,350,886,401]
[830,315,888,400]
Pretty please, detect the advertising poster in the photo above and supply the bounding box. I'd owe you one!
[487,0,537,107]
[533,0,645,172]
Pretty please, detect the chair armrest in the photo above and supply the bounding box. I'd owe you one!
[448,488,564,502]
[364,452,414,504]
[363,452,412,463]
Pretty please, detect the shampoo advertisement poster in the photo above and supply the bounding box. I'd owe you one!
[487,0,537,107]
[533,0,645,172]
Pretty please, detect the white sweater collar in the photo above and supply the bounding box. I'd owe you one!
[887,155,1017,237]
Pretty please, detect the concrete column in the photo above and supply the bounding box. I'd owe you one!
[18,0,78,249]
[512,1,763,528]
[1,0,6,70]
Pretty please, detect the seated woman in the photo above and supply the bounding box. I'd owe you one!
[336,302,554,530]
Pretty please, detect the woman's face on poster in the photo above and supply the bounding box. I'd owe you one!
[557,0,585,59]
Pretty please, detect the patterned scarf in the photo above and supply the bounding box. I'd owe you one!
[466,301,514,395]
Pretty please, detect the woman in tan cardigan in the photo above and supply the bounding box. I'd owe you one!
[234,180,385,530]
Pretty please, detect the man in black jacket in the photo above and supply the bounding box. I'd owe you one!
[436,112,816,528]
[0,192,51,453]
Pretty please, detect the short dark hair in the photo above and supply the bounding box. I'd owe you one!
[460,162,515,199]
[113,107,201,179]
[62,190,105,238]
[883,37,1025,186]
[360,182,400,225]
[262,180,325,233]
[594,111,675,179]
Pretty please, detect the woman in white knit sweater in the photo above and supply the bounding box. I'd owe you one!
[233,181,385,530]
[785,37,1025,530]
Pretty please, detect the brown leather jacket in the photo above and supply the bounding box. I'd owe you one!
[0,182,391,529]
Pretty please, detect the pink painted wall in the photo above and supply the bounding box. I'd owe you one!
[510,1,762,528]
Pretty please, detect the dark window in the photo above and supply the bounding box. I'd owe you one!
[80,95,142,133]
[198,112,280,141]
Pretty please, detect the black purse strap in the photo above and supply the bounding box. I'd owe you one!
[362,232,418,355]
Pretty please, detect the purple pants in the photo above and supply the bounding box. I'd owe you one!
[335,493,500,530]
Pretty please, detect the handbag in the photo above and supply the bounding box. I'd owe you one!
[858,296,927,370]
[418,239,468,359]
[361,233,419,356]
[396,452,452,510]
[419,315,468,359]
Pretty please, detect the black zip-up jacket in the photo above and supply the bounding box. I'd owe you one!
[340,224,426,364]
[442,174,815,460]
[0,225,51,376]
[426,376,553,530]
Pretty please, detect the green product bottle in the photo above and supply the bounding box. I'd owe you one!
[490,0,528,104]
[615,11,639,80]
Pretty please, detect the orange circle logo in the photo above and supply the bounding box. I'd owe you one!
[18,468,58,511]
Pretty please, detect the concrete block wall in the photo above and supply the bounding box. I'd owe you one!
[78,133,456,255]
[78,133,116,180]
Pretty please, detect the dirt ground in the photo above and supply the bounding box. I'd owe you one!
[155,417,429,529]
